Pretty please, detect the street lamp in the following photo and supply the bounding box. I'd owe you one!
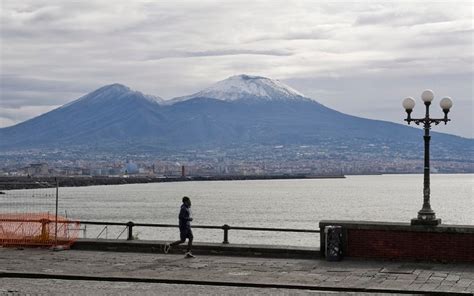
[402,89,453,226]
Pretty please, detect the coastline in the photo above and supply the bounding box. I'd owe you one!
[0,174,345,190]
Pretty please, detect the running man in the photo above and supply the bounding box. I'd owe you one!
[164,196,195,258]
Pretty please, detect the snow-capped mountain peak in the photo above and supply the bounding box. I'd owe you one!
[61,83,163,108]
[168,74,307,104]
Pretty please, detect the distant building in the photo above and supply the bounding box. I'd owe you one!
[27,163,49,176]
[90,168,102,176]
[125,162,139,174]
[108,168,122,176]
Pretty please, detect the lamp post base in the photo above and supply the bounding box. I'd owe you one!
[411,218,441,226]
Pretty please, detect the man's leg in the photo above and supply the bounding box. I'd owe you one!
[187,237,193,252]
[164,231,186,253]
[171,229,187,246]
[184,229,194,257]
[187,229,194,252]
[170,239,185,246]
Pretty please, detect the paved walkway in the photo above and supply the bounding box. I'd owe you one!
[0,247,473,295]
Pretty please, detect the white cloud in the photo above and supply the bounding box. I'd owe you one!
[0,0,472,137]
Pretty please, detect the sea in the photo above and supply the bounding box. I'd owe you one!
[2,174,473,247]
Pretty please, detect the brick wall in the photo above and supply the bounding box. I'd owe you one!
[319,221,474,263]
[346,229,474,262]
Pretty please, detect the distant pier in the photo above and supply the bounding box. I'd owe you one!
[0,174,345,190]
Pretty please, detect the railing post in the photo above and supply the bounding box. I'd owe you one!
[222,224,230,244]
[40,218,50,242]
[54,177,59,246]
[127,221,134,240]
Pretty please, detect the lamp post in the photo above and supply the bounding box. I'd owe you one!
[402,90,453,226]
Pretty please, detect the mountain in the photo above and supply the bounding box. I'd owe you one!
[0,83,165,148]
[0,76,472,166]
[168,74,307,104]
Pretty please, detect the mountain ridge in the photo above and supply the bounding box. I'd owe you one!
[0,75,472,167]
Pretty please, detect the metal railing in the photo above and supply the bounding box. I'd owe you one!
[1,218,320,244]
[78,220,320,244]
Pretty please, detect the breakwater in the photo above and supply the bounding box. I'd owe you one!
[0,174,344,190]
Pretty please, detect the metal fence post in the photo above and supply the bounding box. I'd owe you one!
[127,221,134,240]
[222,224,230,244]
[40,218,50,242]
[54,177,59,246]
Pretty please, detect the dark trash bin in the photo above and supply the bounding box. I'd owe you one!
[325,225,343,261]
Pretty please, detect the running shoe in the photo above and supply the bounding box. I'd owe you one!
[184,252,195,258]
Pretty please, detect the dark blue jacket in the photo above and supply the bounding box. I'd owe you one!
[179,204,192,231]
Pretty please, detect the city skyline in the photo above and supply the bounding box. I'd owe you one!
[1,1,473,138]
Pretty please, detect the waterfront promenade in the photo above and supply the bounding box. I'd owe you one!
[1,246,473,295]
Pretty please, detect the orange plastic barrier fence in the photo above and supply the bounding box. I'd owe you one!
[0,213,80,248]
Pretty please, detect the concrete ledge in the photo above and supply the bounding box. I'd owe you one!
[319,220,474,233]
[71,239,319,259]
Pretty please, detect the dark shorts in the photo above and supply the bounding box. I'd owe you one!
[180,228,193,241]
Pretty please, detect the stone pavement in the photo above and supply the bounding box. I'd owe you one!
[0,278,409,296]
[0,247,473,295]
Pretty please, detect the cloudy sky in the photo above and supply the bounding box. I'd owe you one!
[1,0,473,137]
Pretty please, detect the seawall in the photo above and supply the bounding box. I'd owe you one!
[0,174,345,190]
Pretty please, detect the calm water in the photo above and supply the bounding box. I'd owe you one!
[2,174,473,247]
